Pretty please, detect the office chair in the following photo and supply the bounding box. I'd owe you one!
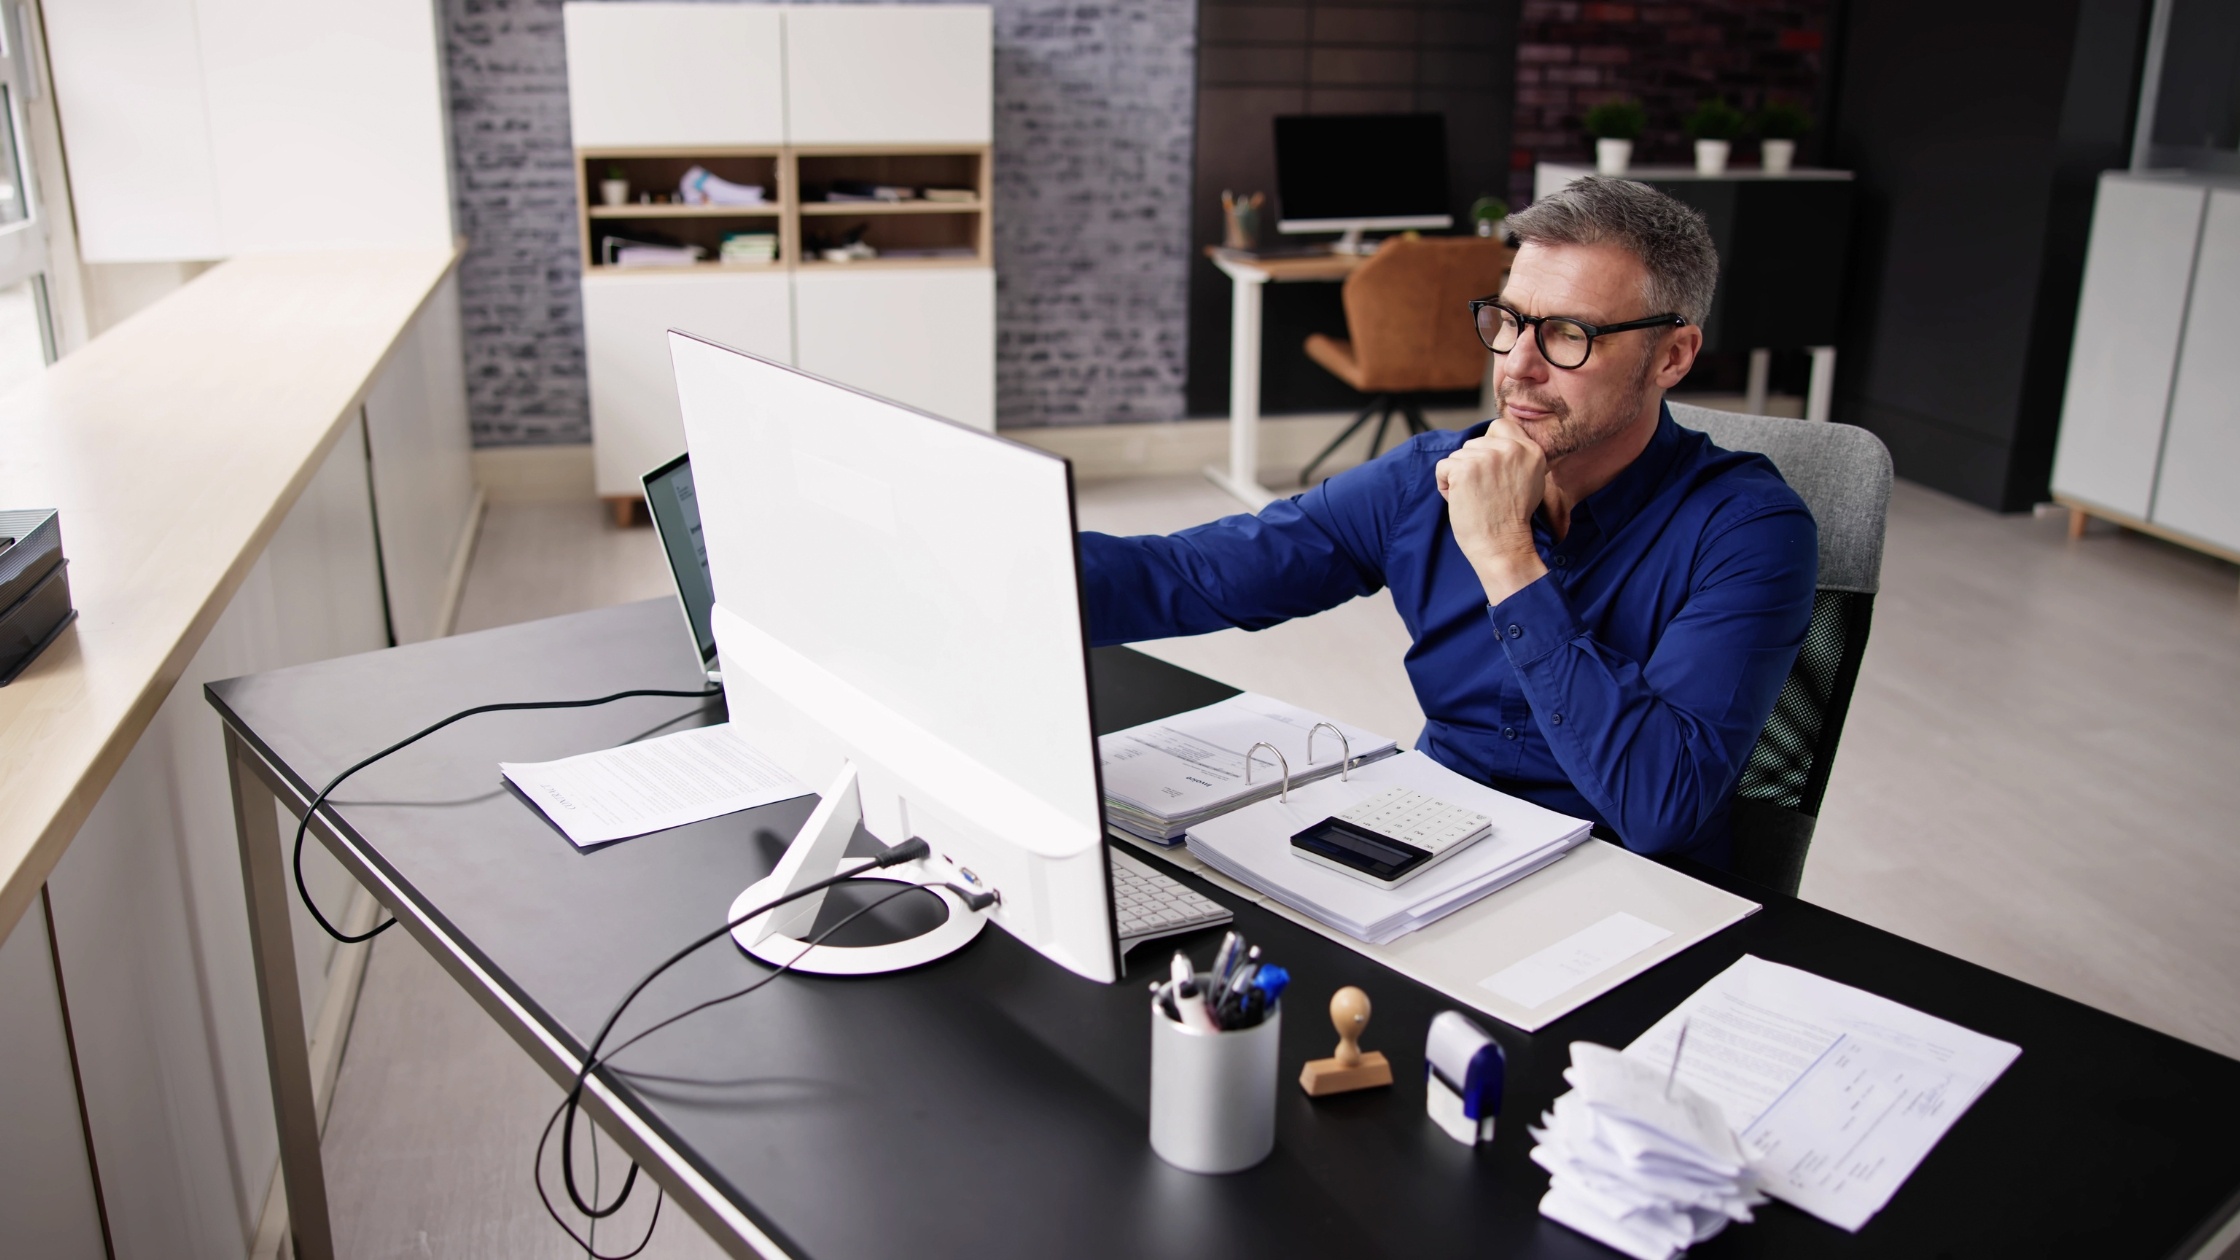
[1669,403,1893,898]
[1299,236,1513,484]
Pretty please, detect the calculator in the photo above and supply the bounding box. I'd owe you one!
[1290,786,1494,886]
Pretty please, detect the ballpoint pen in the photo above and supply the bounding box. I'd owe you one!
[1211,931,1242,991]
[1171,951,1219,1033]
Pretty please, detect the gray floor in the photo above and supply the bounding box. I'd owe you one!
[322,472,2240,1256]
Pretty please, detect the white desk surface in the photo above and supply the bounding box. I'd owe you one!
[0,246,462,941]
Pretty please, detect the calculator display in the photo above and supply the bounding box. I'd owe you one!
[1290,817,1431,883]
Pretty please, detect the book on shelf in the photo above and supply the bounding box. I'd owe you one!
[922,187,976,203]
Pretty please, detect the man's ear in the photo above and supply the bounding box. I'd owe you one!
[1652,324,1702,391]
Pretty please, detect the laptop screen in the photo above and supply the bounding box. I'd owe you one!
[641,453,719,671]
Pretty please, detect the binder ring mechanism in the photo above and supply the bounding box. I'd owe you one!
[1307,722,1354,781]
[1244,741,1292,802]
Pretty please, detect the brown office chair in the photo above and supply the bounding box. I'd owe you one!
[1300,236,1514,482]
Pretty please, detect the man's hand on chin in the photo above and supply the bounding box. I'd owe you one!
[1436,418,1551,606]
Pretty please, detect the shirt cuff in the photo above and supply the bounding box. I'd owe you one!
[1487,574,1584,667]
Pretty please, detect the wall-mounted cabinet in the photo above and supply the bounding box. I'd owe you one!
[2053,173,2240,564]
[564,4,996,509]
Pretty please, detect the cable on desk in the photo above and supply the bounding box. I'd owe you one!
[289,685,723,944]
[534,876,941,1257]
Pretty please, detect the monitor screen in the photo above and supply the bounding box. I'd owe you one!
[641,452,718,669]
[1274,113,1451,226]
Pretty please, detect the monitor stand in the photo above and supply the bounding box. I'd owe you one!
[729,762,986,976]
[1331,225,1375,255]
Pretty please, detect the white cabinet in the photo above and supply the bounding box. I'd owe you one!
[795,267,995,430]
[562,3,786,148]
[585,270,795,496]
[566,5,997,503]
[2049,177,2205,519]
[783,6,993,145]
[363,273,478,643]
[2151,190,2240,554]
[2053,173,2240,561]
[45,0,455,261]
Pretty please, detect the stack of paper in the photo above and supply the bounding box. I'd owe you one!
[613,244,704,267]
[719,232,778,265]
[1099,693,1397,844]
[1530,1042,1767,1260]
[1182,751,1589,942]
[1625,955,2021,1232]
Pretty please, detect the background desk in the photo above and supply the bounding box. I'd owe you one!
[213,598,2240,1260]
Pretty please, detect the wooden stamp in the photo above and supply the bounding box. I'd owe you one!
[1299,985,1394,1096]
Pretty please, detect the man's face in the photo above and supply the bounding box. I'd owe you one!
[1492,240,1685,462]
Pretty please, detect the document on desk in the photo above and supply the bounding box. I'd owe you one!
[501,723,812,848]
[1625,955,2020,1231]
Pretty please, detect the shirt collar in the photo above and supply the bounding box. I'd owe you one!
[1565,401,1686,539]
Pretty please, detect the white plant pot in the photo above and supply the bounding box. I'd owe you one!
[599,179,630,207]
[1595,138,1633,176]
[1694,139,1731,176]
[1761,138,1796,176]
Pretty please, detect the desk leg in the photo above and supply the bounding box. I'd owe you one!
[225,726,336,1260]
[1806,346,1837,423]
[1745,348,1771,416]
[1205,274,1276,508]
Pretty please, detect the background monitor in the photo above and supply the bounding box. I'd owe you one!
[1275,113,1453,251]
[671,333,1119,983]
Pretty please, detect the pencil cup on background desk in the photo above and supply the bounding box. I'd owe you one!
[1149,967,1281,1173]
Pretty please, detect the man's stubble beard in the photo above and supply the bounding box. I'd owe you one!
[1496,342,1663,463]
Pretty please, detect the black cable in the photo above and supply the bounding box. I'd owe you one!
[557,838,934,1220]
[290,685,721,943]
[535,878,938,1258]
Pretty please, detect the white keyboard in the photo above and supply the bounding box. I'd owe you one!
[1111,847,1231,949]
[1337,786,1492,855]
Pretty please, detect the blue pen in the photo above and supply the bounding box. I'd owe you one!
[1250,964,1290,1008]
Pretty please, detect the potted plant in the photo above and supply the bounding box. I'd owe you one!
[1583,98,1646,176]
[1469,195,1510,239]
[1685,98,1746,175]
[1756,101,1811,175]
[600,163,630,208]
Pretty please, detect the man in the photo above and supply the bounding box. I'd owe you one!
[1080,177,1817,866]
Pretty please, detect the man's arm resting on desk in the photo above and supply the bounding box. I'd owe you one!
[1489,509,1817,855]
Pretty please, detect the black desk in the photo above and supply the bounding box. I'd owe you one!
[211,598,2240,1260]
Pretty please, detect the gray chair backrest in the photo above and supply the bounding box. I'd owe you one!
[1666,403,1894,897]
[1667,402,1893,595]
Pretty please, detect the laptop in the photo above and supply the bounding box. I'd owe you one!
[641,452,721,684]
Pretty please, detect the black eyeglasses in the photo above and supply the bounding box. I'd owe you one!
[1469,299,1686,370]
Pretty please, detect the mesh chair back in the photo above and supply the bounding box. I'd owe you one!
[1669,403,1893,895]
[1339,237,1512,392]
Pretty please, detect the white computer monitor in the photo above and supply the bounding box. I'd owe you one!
[1274,113,1454,254]
[670,332,1119,984]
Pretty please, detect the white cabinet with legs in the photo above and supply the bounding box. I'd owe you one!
[2053,172,2240,563]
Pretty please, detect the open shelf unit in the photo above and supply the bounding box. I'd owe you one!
[577,144,989,274]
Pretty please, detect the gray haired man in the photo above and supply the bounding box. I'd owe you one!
[1079,177,1817,865]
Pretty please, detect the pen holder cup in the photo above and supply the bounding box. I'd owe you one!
[1149,986,1281,1174]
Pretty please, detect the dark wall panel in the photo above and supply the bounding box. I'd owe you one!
[1186,0,1520,418]
[1826,0,2153,509]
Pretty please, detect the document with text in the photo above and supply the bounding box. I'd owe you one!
[501,723,811,848]
[1625,955,2020,1231]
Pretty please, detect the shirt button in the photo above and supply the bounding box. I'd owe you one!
[1553,555,1569,568]
[1507,624,1522,639]
[1502,727,1518,740]
[1552,712,1563,725]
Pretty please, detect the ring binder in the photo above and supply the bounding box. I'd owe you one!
[1244,741,1292,802]
[1307,722,1354,780]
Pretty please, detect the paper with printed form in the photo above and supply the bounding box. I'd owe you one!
[1625,955,2020,1231]
[502,723,812,848]
[1100,692,1398,843]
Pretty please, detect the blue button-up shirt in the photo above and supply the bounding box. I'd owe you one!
[1079,405,1818,864]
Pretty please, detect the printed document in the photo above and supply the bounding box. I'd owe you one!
[1100,692,1398,842]
[1626,956,2020,1231]
[502,723,811,848]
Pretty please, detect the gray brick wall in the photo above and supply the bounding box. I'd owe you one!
[445,0,1197,446]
